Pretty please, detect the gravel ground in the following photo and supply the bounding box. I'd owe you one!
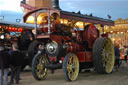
[9,61,128,85]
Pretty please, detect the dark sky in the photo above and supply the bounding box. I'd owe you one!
[60,0,128,20]
[0,0,128,21]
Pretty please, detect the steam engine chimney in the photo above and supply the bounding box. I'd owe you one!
[51,0,61,10]
[21,0,61,15]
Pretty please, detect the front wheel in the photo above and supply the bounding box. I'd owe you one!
[32,53,48,80]
[63,53,79,81]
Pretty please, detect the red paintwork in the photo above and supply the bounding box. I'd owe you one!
[20,3,37,10]
[36,34,50,39]
[77,51,93,62]
[50,34,84,53]
[50,35,66,44]
[83,24,98,48]
[61,57,64,62]
[77,52,86,62]
[67,43,77,53]
[49,57,57,61]
[85,51,93,62]
[36,24,97,63]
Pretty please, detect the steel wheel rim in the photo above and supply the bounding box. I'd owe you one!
[67,54,79,81]
[36,54,48,79]
[101,39,115,73]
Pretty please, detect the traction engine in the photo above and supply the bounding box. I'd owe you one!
[23,7,115,81]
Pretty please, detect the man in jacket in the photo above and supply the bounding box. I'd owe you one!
[0,46,10,85]
[9,43,24,84]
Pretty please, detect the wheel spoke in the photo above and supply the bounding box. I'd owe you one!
[103,39,114,73]
[69,56,73,64]
[63,53,79,81]
[32,54,48,80]
[67,64,72,72]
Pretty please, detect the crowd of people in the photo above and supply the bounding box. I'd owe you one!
[0,42,24,85]
[0,30,35,85]
[114,42,128,71]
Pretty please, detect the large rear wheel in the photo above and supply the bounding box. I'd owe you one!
[93,37,115,74]
[32,53,48,80]
[63,53,79,81]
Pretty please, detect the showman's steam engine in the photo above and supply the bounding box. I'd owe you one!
[21,0,115,81]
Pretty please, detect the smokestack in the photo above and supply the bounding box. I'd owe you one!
[51,0,61,10]
[21,0,26,4]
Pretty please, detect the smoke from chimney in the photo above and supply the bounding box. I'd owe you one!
[51,0,61,10]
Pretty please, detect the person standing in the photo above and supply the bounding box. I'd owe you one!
[124,45,128,63]
[0,46,10,85]
[9,43,24,84]
[114,43,120,71]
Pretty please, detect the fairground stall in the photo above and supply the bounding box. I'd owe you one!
[97,18,128,60]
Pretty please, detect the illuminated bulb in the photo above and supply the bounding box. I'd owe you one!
[9,27,11,30]
[112,38,115,41]
[110,31,113,33]
[61,21,63,23]
[106,26,108,29]
[59,60,62,63]
[0,35,4,39]
[60,19,63,24]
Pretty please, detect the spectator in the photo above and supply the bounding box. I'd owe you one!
[124,45,128,63]
[0,46,10,85]
[114,43,120,71]
[9,43,24,84]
